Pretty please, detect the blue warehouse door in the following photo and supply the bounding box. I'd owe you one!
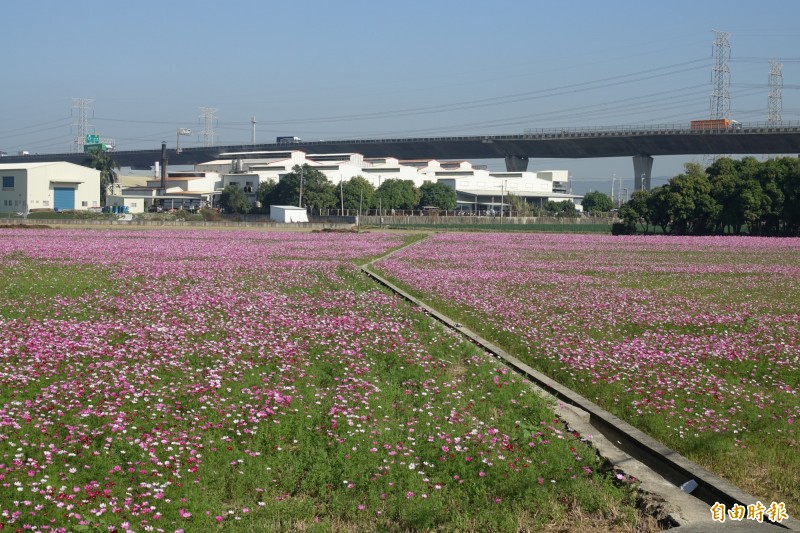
[53,187,75,210]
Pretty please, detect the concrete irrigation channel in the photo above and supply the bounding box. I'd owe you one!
[360,240,800,532]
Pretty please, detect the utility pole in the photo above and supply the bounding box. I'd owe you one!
[298,166,304,208]
[500,180,506,224]
[251,116,257,144]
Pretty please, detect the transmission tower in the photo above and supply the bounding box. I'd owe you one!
[72,97,94,152]
[768,60,783,126]
[199,107,218,147]
[710,30,731,119]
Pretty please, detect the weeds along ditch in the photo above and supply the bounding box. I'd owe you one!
[0,228,653,532]
[373,232,800,515]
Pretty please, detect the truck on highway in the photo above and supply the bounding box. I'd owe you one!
[276,136,301,144]
[690,119,741,130]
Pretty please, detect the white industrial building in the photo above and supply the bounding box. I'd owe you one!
[0,162,100,213]
[432,168,581,212]
[107,171,221,213]
[110,149,581,215]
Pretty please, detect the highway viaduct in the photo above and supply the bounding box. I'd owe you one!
[4,122,800,190]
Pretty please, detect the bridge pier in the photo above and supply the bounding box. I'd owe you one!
[632,155,653,191]
[505,155,529,172]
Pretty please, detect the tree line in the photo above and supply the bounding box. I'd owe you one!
[221,164,585,217]
[590,157,800,236]
[219,165,459,214]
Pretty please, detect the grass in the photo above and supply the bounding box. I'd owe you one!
[0,229,653,532]
[372,233,800,514]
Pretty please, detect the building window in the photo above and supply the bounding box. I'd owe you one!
[82,201,88,207]
[43,200,49,207]
[2,176,13,190]
[131,202,137,207]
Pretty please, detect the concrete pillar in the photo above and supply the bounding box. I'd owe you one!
[633,155,653,191]
[505,155,529,172]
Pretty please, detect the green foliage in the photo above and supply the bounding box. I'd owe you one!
[219,184,251,214]
[341,176,375,212]
[254,180,276,213]
[648,156,800,236]
[506,192,535,216]
[263,165,336,212]
[617,189,650,234]
[544,200,577,216]
[581,191,614,214]
[200,207,222,221]
[418,181,457,210]
[662,168,718,235]
[82,147,119,206]
[375,179,420,211]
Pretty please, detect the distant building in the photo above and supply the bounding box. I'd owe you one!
[108,149,581,216]
[428,167,580,213]
[270,205,309,223]
[107,171,220,213]
[0,162,100,213]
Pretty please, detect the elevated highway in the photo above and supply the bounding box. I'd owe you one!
[5,122,800,190]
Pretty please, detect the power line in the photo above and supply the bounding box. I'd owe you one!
[0,117,73,141]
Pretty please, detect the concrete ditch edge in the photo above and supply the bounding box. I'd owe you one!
[360,264,799,531]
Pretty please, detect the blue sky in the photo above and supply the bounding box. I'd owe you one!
[2,0,799,194]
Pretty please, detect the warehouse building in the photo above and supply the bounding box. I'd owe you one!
[0,162,100,213]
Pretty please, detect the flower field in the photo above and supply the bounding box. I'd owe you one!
[0,229,647,532]
[375,233,800,513]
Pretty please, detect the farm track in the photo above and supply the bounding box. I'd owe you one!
[361,236,800,532]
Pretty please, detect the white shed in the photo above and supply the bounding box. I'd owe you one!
[270,205,309,223]
[0,162,100,213]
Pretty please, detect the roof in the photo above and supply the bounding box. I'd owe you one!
[217,150,299,157]
[270,205,306,210]
[307,153,360,158]
[458,189,581,199]
[0,161,89,171]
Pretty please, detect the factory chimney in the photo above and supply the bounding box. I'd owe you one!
[160,141,168,190]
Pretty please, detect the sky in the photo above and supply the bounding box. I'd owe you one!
[2,0,799,195]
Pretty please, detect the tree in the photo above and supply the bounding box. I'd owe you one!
[263,165,337,213]
[647,186,672,234]
[618,189,651,234]
[581,191,614,215]
[779,158,800,236]
[82,147,119,205]
[341,176,375,213]
[649,163,718,235]
[375,179,419,211]
[755,158,787,236]
[219,184,251,214]
[418,182,457,210]
[254,180,276,213]
[506,192,534,216]
[544,200,577,216]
